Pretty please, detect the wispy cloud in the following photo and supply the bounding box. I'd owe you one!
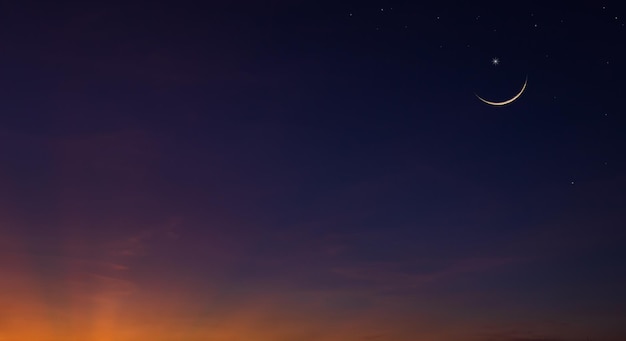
[332,257,523,291]
[107,216,183,259]
[481,337,580,341]
[506,339,567,341]
[473,328,618,341]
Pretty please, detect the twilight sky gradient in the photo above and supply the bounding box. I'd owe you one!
[1,1,625,340]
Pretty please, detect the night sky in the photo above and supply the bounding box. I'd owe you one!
[1,1,625,340]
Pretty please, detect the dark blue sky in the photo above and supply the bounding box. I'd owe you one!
[0,1,625,340]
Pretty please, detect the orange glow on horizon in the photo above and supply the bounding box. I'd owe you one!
[0,252,458,341]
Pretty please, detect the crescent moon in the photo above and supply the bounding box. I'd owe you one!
[475,76,528,106]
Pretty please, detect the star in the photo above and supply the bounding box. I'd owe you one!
[492,57,500,66]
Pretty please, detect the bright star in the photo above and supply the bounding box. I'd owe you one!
[492,57,500,65]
